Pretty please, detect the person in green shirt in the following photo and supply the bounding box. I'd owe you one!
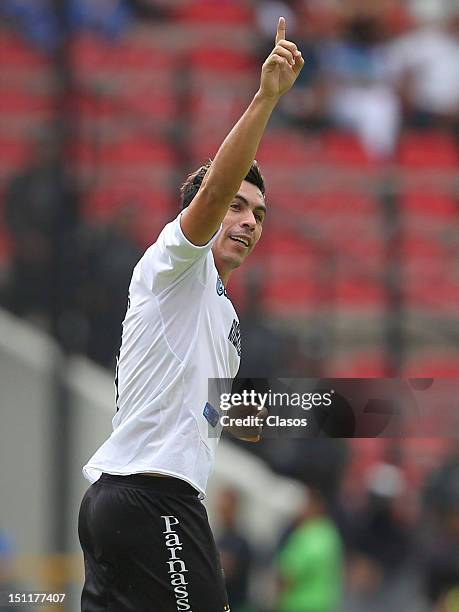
[277,488,342,612]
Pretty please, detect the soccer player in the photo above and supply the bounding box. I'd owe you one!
[78,17,304,612]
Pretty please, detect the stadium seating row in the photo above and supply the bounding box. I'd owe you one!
[0,27,458,322]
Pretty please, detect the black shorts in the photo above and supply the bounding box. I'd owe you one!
[78,474,230,612]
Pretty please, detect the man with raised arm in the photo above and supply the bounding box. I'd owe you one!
[78,17,303,612]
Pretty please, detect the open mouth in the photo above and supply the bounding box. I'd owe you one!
[229,236,250,248]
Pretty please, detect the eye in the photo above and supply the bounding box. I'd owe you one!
[230,203,240,211]
[255,213,265,223]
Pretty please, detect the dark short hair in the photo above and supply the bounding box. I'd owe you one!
[180,160,265,210]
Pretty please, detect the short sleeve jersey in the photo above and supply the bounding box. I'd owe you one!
[82,213,241,497]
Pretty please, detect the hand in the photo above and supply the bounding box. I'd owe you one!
[224,404,268,443]
[258,17,304,101]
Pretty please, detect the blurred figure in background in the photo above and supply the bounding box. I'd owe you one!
[420,455,459,612]
[276,487,342,612]
[216,488,254,612]
[320,10,400,158]
[344,462,413,611]
[78,202,142,367]
[387,4,459,132]
[4,128,79,333]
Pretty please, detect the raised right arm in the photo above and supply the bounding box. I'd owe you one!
[180,17,304,246]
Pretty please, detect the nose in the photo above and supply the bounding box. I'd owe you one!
[240,210,256,231]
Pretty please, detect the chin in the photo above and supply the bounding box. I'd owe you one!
[222,252,245,269]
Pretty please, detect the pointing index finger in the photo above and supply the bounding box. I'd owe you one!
[276,16,286,44]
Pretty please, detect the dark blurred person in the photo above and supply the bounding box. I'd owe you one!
[216,488,254,612]
[78,203,142,368]
[347,463,410,583]
[4,128,78,332]
[343,462,413,611]
[276,487,342,612]
[420,455,459,612]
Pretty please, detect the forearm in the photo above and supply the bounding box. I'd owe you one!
[202,91,278,201]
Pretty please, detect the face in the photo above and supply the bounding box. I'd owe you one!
[212,180,266,276]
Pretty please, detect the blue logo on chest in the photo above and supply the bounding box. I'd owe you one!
[203,402,219,428]
[216,276,226,297]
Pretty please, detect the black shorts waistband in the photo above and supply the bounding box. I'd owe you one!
[99,473,199,496]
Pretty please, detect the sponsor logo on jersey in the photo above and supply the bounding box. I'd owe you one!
[161,515,193,611]
[228,319,241,357]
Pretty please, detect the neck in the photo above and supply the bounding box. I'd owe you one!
[213,251,233,286]
[217,266,232,286]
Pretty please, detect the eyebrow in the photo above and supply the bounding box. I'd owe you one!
[234,194,267,214]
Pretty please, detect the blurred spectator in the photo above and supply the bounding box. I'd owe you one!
[78,203,142,368]
[276,487,343,612]
[238,272,293,378]
[387,9,459,131]
[347,463,410,582]
[68,0,133,39]
[0,0,60,51]
[4,129,79,331]
[0,0,133,50]
[420,455,459,611]
[215,488,254,612]
[127,0,171,20]
[320,13,400,157]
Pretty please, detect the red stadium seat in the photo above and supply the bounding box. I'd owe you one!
[403,352,459,377]
[398,132,459,168]
[0,139,31,170]
[173,2,253,25]
[335,276,385,308]
[70,137,176,189]
[73,90,178,127]
[402,233,452,259]
[70,137,175,166]
[257,131,322,167]
[402,248,459,312]
[327,352,387,377]
[0,31,50,69]
[120,90,178,122]
[257,228,330,312]
[70,33,178,74]
[82,187,174,247]
[189,47,255,72]
[83,186,172,216]
[400,192,457,219]
[322,131,375,167]
[266,191,384,264]
[0,91,54,116]
[263,229,321,258]
[100,138,176,165]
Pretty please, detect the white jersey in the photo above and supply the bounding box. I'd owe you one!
[82,213,241,497]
